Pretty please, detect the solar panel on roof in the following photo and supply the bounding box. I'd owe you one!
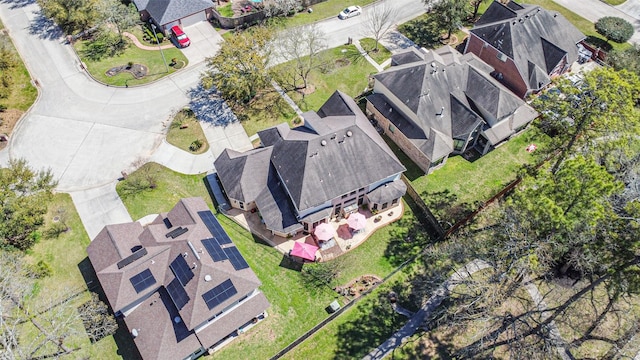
[198,211,232,244]
[166,278,190,310]
[166,226,188,239]
[202,279,237,310]
[202,238,227,262]
[130,269,156,293]
[170,255,194,286]
[117,248,148,269]
[223,247,250,271]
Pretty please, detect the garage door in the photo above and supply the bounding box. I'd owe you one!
[181,11,206,27]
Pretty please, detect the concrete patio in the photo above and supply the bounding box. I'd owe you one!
[225,203,405,262]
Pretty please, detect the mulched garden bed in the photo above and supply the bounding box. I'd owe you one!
[334,274,382,298]
[105,63,148,79]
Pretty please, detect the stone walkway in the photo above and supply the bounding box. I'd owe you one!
[122,31,175,51]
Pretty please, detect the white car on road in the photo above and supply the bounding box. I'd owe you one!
[338,5,362,19]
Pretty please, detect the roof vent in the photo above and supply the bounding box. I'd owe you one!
[174,317,181,324]
[192,262,197,270]
[204,274,212,282]
[437,107,444,117]
[183,252,188,258]
[431,62,436,68]
[346,130,352,137]
[131,329,139,338]
[553,13,558,18]
[321,140,327,146]
[331,134,337,140]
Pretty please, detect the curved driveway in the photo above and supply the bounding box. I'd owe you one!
[0,0,207,192]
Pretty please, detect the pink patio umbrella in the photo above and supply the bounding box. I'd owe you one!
[290,241,319,262]
[347,212,367,231]
[314,223,336,241]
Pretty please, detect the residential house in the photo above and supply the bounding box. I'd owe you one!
[132,0,214,32]
[366,45,538,174]
[214,91,407,237]
[464,0,585,98]
[87,198,269,360]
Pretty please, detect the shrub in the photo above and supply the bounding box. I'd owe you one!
[595,16,634,43]
[189,139,203,152]
[27,260,52,278]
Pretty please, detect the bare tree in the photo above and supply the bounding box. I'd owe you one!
[361,3,398,52]
[271,24,328,91]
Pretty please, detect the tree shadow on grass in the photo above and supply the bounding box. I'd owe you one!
[187,84,239,127]
[585,35,612,52]
[334,281,415,359]
[279,255,303,272]
[27,10,64,40]
[384,197,439,267]
[77,257,141,359]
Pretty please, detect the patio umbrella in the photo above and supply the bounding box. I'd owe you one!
[314,223,335,241]
[347,212,366,231]
[290,242,319,262]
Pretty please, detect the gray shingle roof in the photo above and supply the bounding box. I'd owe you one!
[215,91,406,232]
[367,179,407,204]
[470,1,585,91]
[145,0,212,26]
[370,46,537,159]
[214,147,272,203]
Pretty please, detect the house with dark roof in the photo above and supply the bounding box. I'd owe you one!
[87,198,269,360]
[464,0,585,98]
[132,0,214,32]
[366,45,538,174]
[214,91,407,237]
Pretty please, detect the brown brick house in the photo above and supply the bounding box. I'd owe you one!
[464,1,585,98]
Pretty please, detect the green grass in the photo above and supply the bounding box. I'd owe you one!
[359,38,392,65]
[287,45,376,112]
[0,20,37,112]
[235,90,298,137]
[525,0,631,51]
[239,44,376,137]
[282,273,412,360]
[218,3,234,17]
[273,0,377,28]
[603,0,626,5]
[73,36,188,86]
[116,162,213,220]
[115,163,421,359]
[166,109,210,154]
[22,194,130,359]
[411,128,547,206]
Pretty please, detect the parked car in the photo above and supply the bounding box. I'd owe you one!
[170,25,190,48]
[338,5,362,19]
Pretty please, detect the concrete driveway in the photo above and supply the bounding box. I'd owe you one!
[181,21,223,66]
[617,0,640,20]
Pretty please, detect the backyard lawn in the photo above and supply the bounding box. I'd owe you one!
[73,36,188,86]
[115,163,426,359]
[411,128,547,206]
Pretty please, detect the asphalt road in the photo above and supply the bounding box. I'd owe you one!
[0,0,205,192]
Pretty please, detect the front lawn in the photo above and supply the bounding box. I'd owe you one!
[273,0,377,28]
[73,36,188,86]
[116,162,212,220]
[360,38,392,65]
[286,44,376,112]
[239,44,376,137]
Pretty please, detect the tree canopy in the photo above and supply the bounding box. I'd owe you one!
[201,26,272,106]
[0,159,57,250]
[423,0,470,39]
[595,16,634,43]
[37,0,101,34]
